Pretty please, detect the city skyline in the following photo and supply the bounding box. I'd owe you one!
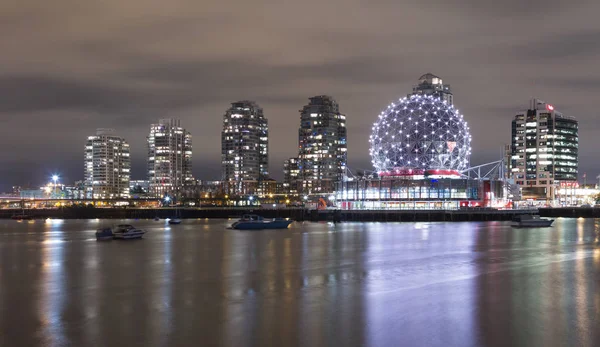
[0,85,590,190]
[2,1,600,189]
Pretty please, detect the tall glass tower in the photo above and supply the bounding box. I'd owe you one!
[298,95,347,194]
[510,99,578,202]
[84,128,130,199]
[221,101,269,195]
[147,119,193,198]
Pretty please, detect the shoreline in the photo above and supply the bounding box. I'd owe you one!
[1,207,591,221]
[0,207,548,222]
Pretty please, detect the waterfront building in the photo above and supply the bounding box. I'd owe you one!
[147,119,193,198]
[336,76,506,210]
[410,73,453,105]
[64,181,86,200]
[283,157,300,195]
[298,95,347,194]
[221,101,269,195]
[129,180,150,193]
[510,99,578,203]
[84,129,131,199]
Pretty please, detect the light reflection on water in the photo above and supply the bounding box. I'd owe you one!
[0,218,600,347]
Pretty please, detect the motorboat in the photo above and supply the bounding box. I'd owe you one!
[112,224,146,239]
[511,215,554,228]
[231,215,293,230]
[95,227,114,241]
[168,218,182,225]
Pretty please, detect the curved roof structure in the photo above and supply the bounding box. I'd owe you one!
[369,94,471,174]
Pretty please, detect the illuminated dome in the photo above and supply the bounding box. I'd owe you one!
[369,94,471,176]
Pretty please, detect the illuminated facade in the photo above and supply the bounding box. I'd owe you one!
[336,74,505,210]
[283,157,300,195]
[369,94,471,176]
[221,101,269,194]
[298,95,347,194]
[510,99,578,202]
[84,129,130,199]
[411,73,453,105]
[147,119,193,198]
[335,178,501,210]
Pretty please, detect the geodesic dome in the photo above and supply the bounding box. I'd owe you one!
[369,94,471,174]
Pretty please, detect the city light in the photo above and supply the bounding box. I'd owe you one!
[369,94,471,174]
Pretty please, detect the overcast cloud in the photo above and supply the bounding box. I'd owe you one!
[2,0,600,188]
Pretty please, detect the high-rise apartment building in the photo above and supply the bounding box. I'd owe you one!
[410,73,453,105]
[147,119,193,198]
[221,101,269,194]
[84,129,130,199]
[510,99,578,202]
[283,157,300,195]
[298,95,347,194]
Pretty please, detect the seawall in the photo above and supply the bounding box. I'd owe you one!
[1,208,539,222]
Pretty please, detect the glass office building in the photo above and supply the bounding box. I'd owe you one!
[510,99,578,202]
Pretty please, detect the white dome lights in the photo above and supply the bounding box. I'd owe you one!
[369,94,471,175]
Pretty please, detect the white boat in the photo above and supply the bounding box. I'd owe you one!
[112,224,146,239]
[231,215,293,230]
[511,215,554,228]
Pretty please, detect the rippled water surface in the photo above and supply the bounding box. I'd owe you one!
[1,218,600,347]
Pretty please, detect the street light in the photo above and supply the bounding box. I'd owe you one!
[52,175,59,196]
[303,195,308,201]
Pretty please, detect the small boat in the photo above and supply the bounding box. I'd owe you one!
[168,206,182,224]
[11,214,33,220]
[168,218,182,225]
[511,215,554,228]
[112,224,146,239]
[95,227,114,241]
[231,215,293,230]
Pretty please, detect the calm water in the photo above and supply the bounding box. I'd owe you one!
[1,218,600,347]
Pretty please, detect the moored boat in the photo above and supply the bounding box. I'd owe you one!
[511,215,554,228]
[231,215,293,230]
[95,227,114,241]
[11,214,33,220]
[112,224,146,239]
[168,218,182,225]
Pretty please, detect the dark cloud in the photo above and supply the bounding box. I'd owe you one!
[513,30,600,61]
[411,0,590,16]
[0,76,137,113]
[1,0,600,190]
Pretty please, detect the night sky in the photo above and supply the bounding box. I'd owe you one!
[2,0,600,190]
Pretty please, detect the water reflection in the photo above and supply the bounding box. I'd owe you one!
[1,219,600,346]
[40,224,66,346]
